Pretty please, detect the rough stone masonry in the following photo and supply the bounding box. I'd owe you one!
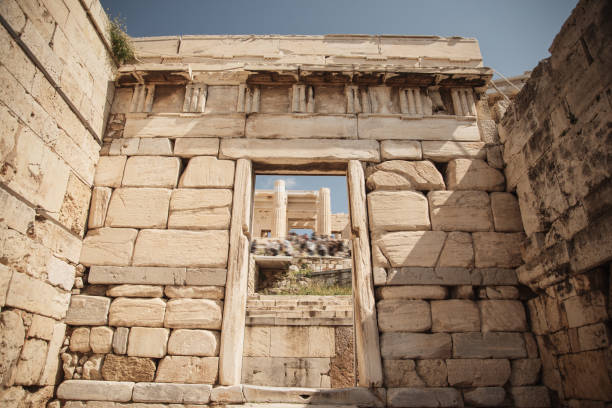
[0,0,610,406]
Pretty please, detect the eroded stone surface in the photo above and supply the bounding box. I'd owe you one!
[155,356,219,384]
[428,190,492,231]
[431,300,480,332]
[367,160,445,191]
[122,156,181,188]
[377,299,431,332]
[105,188,171,228]
[127,327,170,358]
[446,158,505,191]
[178,156,235,188]
[108,297,166,327]
[447,359,511,387]
[368,191,430,231]
[101,354,156,382]
[79,228,138,267]
[167,329,220,356]
[168,189,232,230]
[164,299,223,329]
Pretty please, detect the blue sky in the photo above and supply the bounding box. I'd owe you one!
[101,0,577,78]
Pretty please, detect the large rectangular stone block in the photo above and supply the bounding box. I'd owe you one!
[108,297,166,327]
[219,138,380,163]
[385,267,475,286]
[422,141,486,162]
[167,329,220,356]
[452,332,526,358]
[381,332,452,359]
[123,114,245,138]
[127,327,170,358]
[490,192,524,232]
[122,156,181,188]
[155,356,219,384]
[105,188,171,228]
[376,285,448,300]
[428,190,492,231]
[57,380,134,402]
[380,140,422,160]
[94,156,126,188]
[245,113,357,139]
[373,231,446,268]
[79,228,138,267]
[473,232,524,268]
[89,266,186,285]
[178,156,235,188]
[5,272,70,319]
[368,191,430,232]
[174,138,220,157]
[168,189,232,229]
[447,359,511,387]
[387,387,463,407]
[186,268,227,286]
[446,159,505,191]
[377,299,431,332]
[431,300,480,332]
[480,300,527,332]
[132,382,212,404]
[358,116,480,141]
[164,298,223,329]
[65,295,111,325]
[88,187,112,229]
[132,229,229,268]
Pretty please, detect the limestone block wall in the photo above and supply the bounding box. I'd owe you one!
[243,295,354,388]
[497,0,612,404]
[367,150,549,406]
[0,0,114,405]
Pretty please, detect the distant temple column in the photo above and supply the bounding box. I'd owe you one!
[317,187,332,236]
[272,180,287,238]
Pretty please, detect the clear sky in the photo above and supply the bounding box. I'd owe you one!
[101,0,577,78]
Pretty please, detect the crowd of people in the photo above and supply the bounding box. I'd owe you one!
[251,232,351,258]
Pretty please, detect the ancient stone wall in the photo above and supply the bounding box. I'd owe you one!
[497,0,612,404]
[0,0,115,405]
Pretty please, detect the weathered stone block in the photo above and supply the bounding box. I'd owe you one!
[108,297,166,327]
[90,326,113,354]
[106,284,164,298]
[113,327,129,355]
[428,190,492,231]
[178,156,235,188]
[490,192,524,232]
[28,315,55,341]
[186,268,227,286]
[377,299,431,332]
[101,355,156,382]
[132,229,229,268]
[168,189,232,230]
[79,228,138,267]
[480,300,527,332]
[510,386,551,407]
[123,115,245,138]
[155,356,218,384]
[122,156,181,188]
[446,159,505,191]
[0,310,25,385]
[376,285,448,300]
[241,357,330,388]
[174,138,219,157]
[558,350,612,401]
[5,271,70,320]
[373,231,446,268]
[167,329,220,356]
[164,298,223,329]
[385,266,474,286]
[164,285,224,299]
[137,138,173,155]
[387,387,463,407]
[46,256,75,291]
[132,382,212,404]
[57,380,134,402]
[452,332,526,358]
[473,232,524,268]
[14,338,47,385]
[211,384,245,403]
[463,387,506,407]
[431,300,480,332]
[89,266,187,286]
[510,359,541,386]
[69,327,90,352]
[422,141,486,162]
[417,359,448,387]
[105,188,171,228]
[380,140,422,160]
[88,187,112,230]
[383,360,425,387]
[437,232,474,267]
[381,332,451,359]
[219,138,380,163]
[447,359,510,387]
[359,115,480,141]
[366,160,445,191]
[243,326,271,357]
[368,191,430,231]
[65,295,111,326]
[94,156,126,188]
[246,113,357,139]
[563,291,608,328]
[127,327,170,358]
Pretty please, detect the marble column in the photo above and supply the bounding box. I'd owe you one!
[317,187,331,237]
[271,179,287,238]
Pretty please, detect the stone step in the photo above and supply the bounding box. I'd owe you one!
[241,385,386,407]
[247,316,353,326]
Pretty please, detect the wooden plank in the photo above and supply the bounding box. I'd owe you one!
[219,159,253,385]
[347,160,384,387]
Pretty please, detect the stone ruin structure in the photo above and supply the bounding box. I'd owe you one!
[0,0,610,406]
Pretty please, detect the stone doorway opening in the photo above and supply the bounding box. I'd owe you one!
[242,174,356,388]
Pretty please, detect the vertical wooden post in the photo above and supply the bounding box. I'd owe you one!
[219,159,253,385]
[347,160,383,388]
